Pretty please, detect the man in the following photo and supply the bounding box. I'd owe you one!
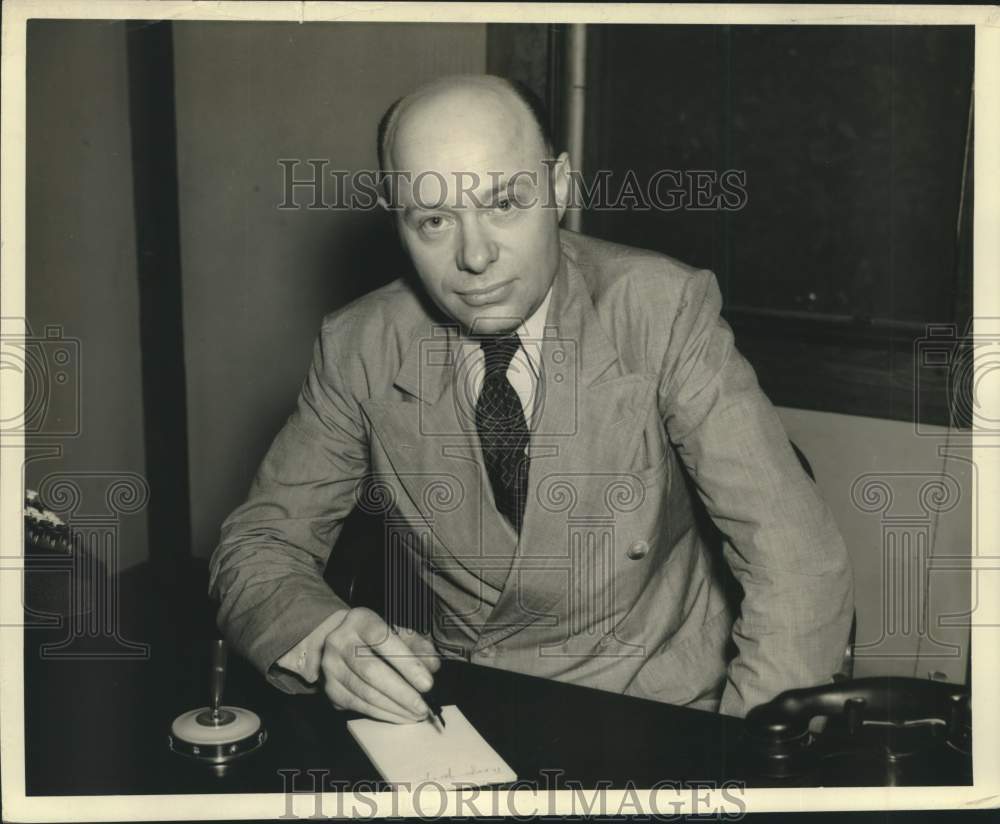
[209,74,853,722]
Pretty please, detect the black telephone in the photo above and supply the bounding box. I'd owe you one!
[743,677,971,786]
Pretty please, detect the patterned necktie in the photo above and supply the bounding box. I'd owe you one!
[475,333,530,533]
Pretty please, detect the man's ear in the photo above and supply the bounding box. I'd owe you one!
[550,152,572,222]
[376,172,397,212]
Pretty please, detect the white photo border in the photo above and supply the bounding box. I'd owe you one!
[2,1,998,820]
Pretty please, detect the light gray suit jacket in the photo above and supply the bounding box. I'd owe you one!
[209,229,854,718]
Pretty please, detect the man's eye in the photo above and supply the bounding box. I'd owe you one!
[420,216,448,232]
[494,198,513,212]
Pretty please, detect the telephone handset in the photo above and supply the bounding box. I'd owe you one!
[744,677,971,786]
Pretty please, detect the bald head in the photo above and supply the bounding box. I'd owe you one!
[377,75,552,178]
[374,74,572,336]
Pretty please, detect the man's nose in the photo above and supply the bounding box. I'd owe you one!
[456,218,498,274]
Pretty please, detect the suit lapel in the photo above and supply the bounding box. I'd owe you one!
[362,323,518,592]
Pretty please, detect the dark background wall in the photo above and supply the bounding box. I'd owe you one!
[25,21,149,564]
[585,25,973,324]
[581,25,973,427]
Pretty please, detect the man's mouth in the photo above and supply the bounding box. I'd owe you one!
[456,280,515,307]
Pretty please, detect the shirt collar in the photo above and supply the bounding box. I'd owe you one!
[520,286,553,346]
[513,286,552,378]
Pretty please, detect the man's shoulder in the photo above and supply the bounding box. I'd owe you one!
[561,229,705,293]
[318,277,432,348]
[560,229,710,316]
[311,278,438,395]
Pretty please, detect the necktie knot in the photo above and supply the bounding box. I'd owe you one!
[480,333,521,377]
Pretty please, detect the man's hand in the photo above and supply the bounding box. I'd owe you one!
[318,608,441,723]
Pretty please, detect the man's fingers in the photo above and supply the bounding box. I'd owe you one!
[394,627,442,673]
[316,610,441,723]
[345,664,428,721]
[326,657,427,721]
[362,623,437,692]
[346,649,432,719]
[324,678,423,725]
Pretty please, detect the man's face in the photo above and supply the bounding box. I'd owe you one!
[384,86,569,335]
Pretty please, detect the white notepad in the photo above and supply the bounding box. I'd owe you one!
[347,705,516,788]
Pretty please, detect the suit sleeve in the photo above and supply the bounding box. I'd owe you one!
[208,320,369,694]
[657,269,855,717]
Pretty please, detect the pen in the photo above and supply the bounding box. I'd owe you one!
[424,684,446,729]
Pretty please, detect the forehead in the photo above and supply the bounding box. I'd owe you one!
[389,85,542,182]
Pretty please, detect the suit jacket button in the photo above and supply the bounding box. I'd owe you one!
[626,539,649,560]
